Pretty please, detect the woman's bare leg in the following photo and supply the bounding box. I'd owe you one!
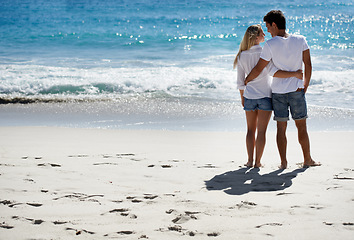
[254,110,272,168]
[244,110,258,167]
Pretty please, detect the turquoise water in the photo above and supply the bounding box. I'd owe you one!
[0,0,353,130]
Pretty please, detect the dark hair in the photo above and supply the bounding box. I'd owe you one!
[263,10,286,29]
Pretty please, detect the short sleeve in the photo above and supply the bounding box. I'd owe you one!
[302,37,309,51]
[260,42,272,61]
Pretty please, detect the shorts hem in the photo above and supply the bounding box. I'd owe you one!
[293,115,308,121]
[273,116,289,122]
[244,108,273,112]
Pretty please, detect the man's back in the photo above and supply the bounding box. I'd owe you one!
[261,34,309,94]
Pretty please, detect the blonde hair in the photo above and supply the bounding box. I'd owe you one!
[233,24,262,69]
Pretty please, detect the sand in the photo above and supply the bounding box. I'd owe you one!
[0,127,353,239]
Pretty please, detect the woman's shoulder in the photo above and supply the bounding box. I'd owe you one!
[241,45,262,55]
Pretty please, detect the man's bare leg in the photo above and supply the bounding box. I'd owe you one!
[254,110,272,168]
[295,119,321,167]
[277,121,288,169]
[244,110,258,167]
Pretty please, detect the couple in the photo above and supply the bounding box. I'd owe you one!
[235,10,320,169]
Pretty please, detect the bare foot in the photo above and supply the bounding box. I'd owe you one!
[303,159,321,168]
[254,163,263,168]
[244,161,253,168]
[279,161,288,169]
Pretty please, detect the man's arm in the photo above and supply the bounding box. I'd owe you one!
[244,58,269,85]
[302,49,312,93]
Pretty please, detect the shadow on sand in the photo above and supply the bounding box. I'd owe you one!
[205,167,307,195]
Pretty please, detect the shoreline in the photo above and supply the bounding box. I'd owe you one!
[0,100,353,132]
[0,126,353,239]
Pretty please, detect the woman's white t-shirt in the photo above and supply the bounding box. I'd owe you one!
[236,45,273,99]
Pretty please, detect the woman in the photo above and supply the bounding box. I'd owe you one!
[234,24,302,168]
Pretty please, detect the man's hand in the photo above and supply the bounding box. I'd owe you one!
[303,83,309,93]
[295,69,303,80]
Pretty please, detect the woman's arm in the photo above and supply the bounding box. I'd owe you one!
[239,90,245,107]
[273,69,303,79]
[236,60,246,90]
[236,60,246,107]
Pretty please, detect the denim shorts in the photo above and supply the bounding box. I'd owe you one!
[272,90,308,121]
[244,97,273,111]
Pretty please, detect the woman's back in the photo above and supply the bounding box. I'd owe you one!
[236,45,272,99]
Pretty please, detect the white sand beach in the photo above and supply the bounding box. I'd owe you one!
[0,127,353,239]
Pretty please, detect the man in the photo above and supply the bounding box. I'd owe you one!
[245,10,320,169]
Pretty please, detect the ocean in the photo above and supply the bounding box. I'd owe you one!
[0,0,353,131]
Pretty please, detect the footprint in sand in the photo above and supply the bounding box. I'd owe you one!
[53,193,103,202]
[255,223,282,228]
[25,218,45,225]
[66,227,95,235]
[276,192,293,196]
[68,154,89,158]
[52,221,68,225]
[93,162,119,166]
[117,153,135,157]
[169,210,200,224]
[103,231,135,237]
[333,168,354,180]
[0,222,14,229]
[126,194,158,204]
[37,163,61,167]
[144,194,158,200]
[198,164,217,169]
[233,201,257,209]
[106,208,137,218]
[308,204,325,210]
[26,203,43,207]
[1,200,22,208]
[168,225,183,232]
[161,165,172,168]
[0,200,15,206]
[108,208,129,214]
[118,231,134,235]
[24,178,35,183]
[207,232,220,237]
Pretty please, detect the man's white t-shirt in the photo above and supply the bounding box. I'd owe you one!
[236,45,272,99]
[260,34,309,94]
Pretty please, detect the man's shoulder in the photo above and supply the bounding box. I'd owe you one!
[266,34,306,41]
[265,34,307,47]
[241,45,262,55]
[289,34,306,41]
[265,37,279,44]
[264,36,283,46]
